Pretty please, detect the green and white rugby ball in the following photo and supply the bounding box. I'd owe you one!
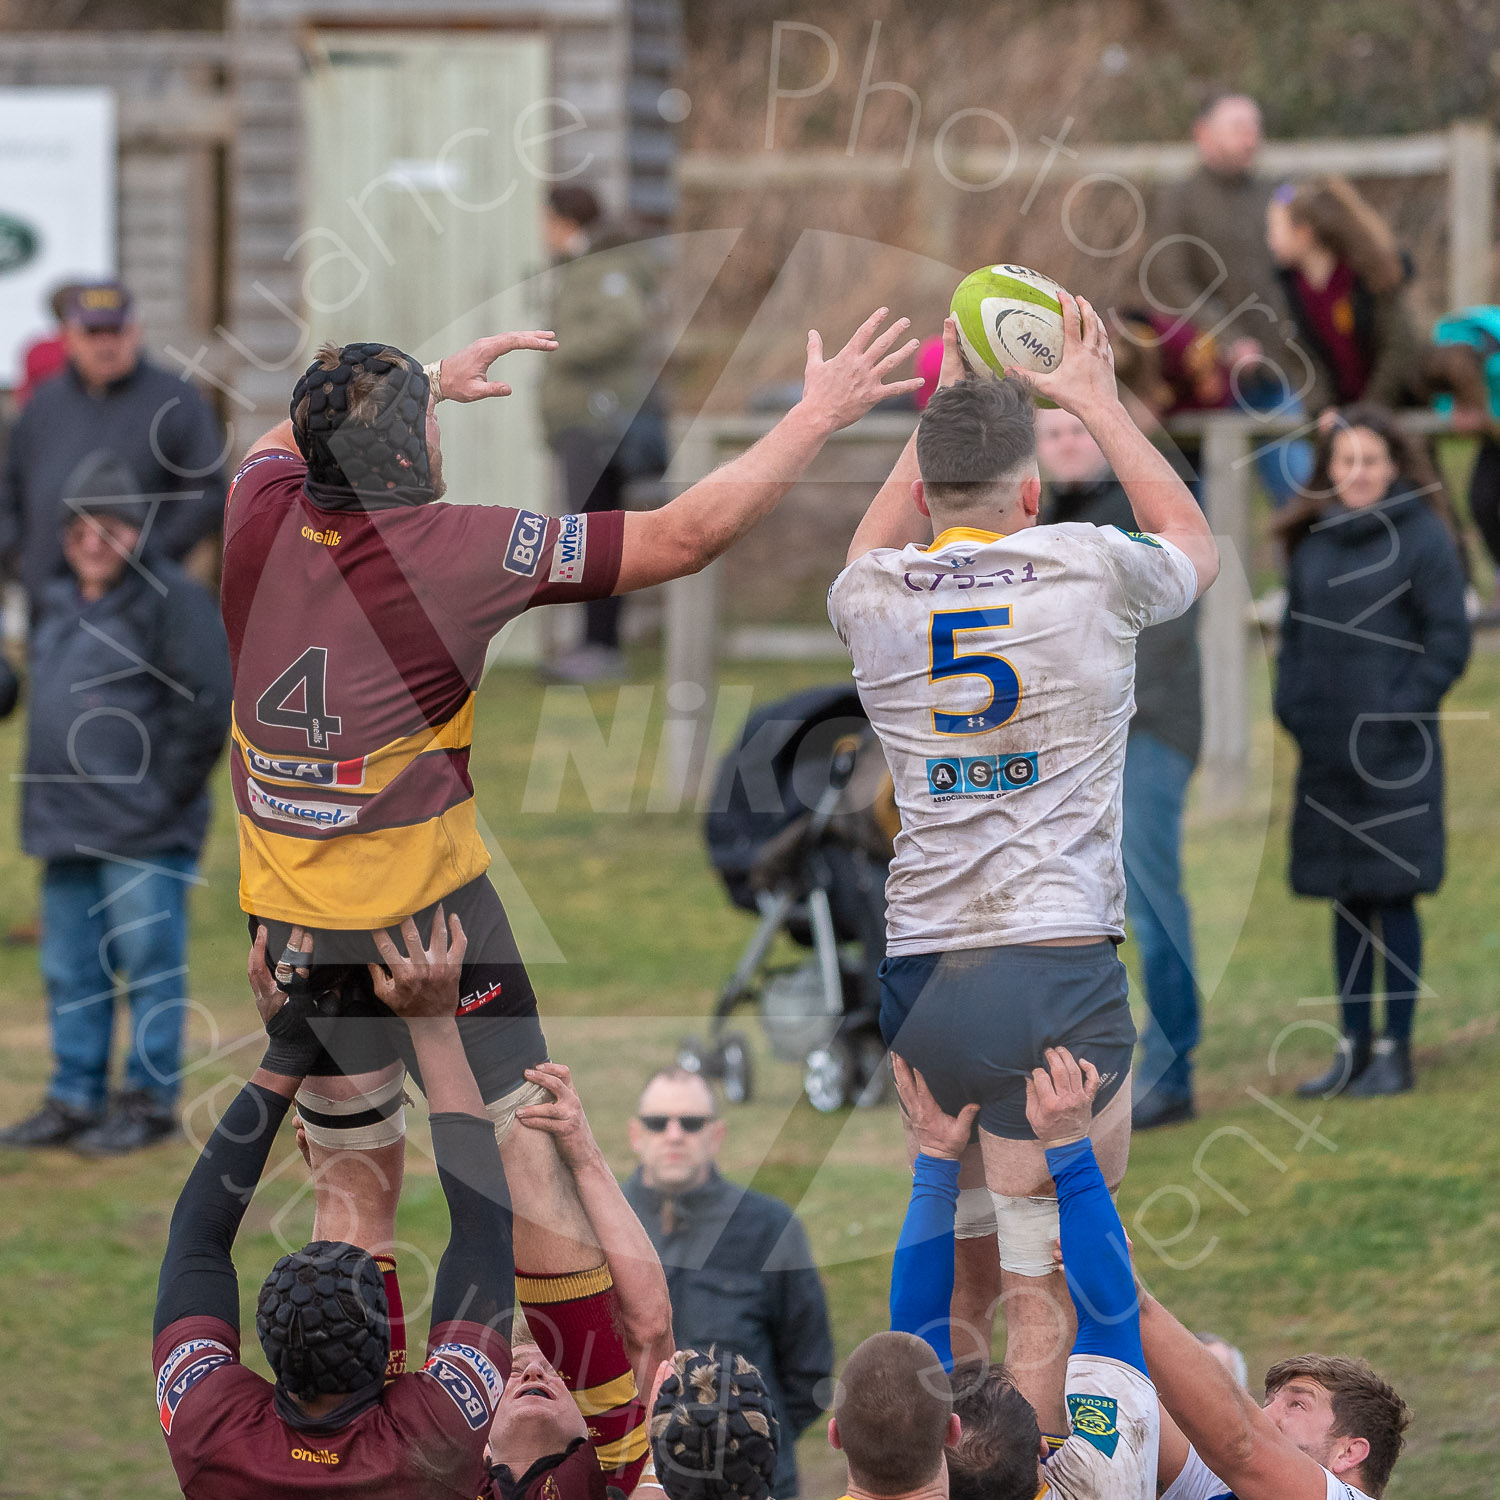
[951,263,1065,378]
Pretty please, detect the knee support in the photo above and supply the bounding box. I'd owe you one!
[988,1191,1061,1278]
[485,1077,555,1146]
[296,1068,408,1151]
[955,1186,998,1240]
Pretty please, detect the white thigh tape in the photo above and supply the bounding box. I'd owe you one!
[296,1070,407,1150]
[989,1191,1061,1278]
[486,1078,554,1146]
[955,1185,999,1239]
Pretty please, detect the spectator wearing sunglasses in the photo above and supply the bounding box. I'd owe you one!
[621,1068,833,1498]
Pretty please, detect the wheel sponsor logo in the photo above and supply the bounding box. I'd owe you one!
[548,513,588,584]
[247,778,359,830]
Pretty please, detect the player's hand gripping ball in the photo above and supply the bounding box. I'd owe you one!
[951,263,1066,382]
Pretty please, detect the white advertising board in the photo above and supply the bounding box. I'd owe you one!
[0,88,115,386]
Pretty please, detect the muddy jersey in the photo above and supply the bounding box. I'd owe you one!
[1161,1445,1375,1500]
[828,523,1197,954]
[221,452,623,928]
[1043,1354,1159,1500]
[152,1313,508,1499]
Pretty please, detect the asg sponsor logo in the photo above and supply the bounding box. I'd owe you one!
[548,513,588,584]
[246,747,366,789]
[247,779,359,830]
[925,752,1037,799]
[504,509,548,577]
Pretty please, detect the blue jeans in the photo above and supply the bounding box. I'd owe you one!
[41,852,198,1113]
[1121,731,1199,1103]
[1239,372,1313,509]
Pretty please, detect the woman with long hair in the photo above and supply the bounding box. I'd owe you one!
[1273,405,1470,1096]
[1267,177,1424,416]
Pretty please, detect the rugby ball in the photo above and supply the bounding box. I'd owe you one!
[951,264,1066,379]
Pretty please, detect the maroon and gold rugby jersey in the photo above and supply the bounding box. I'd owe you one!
[153,1313,509,1499]
[221,452,624,927]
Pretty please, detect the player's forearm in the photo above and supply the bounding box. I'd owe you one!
[244,418,298,460]
[847,430,928,563]
[1138,1292,1263,1481]
[430,1112,515,1333]
[661,402,838,573]
[1079,398,1219,587]
[405,1018,486,1118]
[571,1150,674,1373]
[889,1153,959,1370]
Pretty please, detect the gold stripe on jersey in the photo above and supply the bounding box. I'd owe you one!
[236,798,489,929]
[925,526,1006,551]
[574,1370,640,1417]
[232,695,475,796]
[593,1422,649,1468]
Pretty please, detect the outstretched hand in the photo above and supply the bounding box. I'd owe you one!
[1005,290,1118,418]
[799,307,925,433]
[368,908,468,1019]
[1024,1046,1102,1147]
[438,331,559,403]
[891,1053,980,1161]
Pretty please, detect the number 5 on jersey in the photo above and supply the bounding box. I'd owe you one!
[930,608,1021,735]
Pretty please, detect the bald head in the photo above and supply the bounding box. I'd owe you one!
[1194,94,1262,176]
[831,1332,955,1496]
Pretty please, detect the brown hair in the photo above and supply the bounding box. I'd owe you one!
[292,341,416,433]
[1284,177,1405,297]
[833,1332,952,1496]
[1264,1355,1410,1496]
[946,1363,1040,1500]
[549,184,602,230]
[1271,402,1457,554]
[916,375,1037,508]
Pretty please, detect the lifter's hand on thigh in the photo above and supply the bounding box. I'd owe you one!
[891,1054,980,1161]
[1024,1047,1101,1148]
[368,907,468,1019]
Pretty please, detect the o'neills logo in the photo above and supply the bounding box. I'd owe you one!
[290,1447,340,1465]
[247,778,358,831]
[301,524,341,546]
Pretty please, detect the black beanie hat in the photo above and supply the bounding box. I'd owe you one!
[256,1240,391,1400]
[290,341,433,509]
[650,1348,781,1500]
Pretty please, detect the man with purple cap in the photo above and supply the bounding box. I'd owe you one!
[0,277,227,617]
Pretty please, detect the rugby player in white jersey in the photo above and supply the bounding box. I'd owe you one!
[827,293,1218,1429]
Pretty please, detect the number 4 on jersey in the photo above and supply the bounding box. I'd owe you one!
[930,608,1022,734]
[256,647,341,749]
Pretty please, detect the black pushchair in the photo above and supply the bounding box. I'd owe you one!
[678,686,900,1112]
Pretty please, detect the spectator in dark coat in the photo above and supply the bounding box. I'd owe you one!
[0,279,226,618]
[1273,405,1470,1099]
[0,461,232,1155]
[621,1067,833,1498]
[1267,178,1424,418]
[1037,406,1203,1130]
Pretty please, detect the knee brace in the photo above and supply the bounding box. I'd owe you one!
[988,1192,1060,1278]
[296,1068,408,1151]
[485,1077,555,1146]
[955,1186,999,1239]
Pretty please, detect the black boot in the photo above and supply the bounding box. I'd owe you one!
[1296,1034,1372,1098]
[0,1097,101,1147]
[1346,1037,1414,1097]
[72,1091,177,1156]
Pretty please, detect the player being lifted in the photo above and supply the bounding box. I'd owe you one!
[220,316,922,1252]
[828,294,1217,1429]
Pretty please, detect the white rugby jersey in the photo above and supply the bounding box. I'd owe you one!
[1162,1444,1376,1500]
[1043,1353,1160,1500]
[828,522,1197,954]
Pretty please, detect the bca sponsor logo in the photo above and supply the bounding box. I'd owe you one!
[504,509,548,577]
[424,1349,499,1430]
[428,1342,504,1405]
[247,778,359,830]
[548,513,588,584]
[157,1341,233,1434]
[246,747,366,789]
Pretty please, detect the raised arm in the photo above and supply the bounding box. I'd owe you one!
[370,912,514,1337]
[886,1055,980,1370]
[1138,1293,1331,1500]
[1014,292,1219,598]
[513,1060,674,1390]
[1026,1048,1144,1373]
[153,929,325,1336]
[615,307,924,592]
